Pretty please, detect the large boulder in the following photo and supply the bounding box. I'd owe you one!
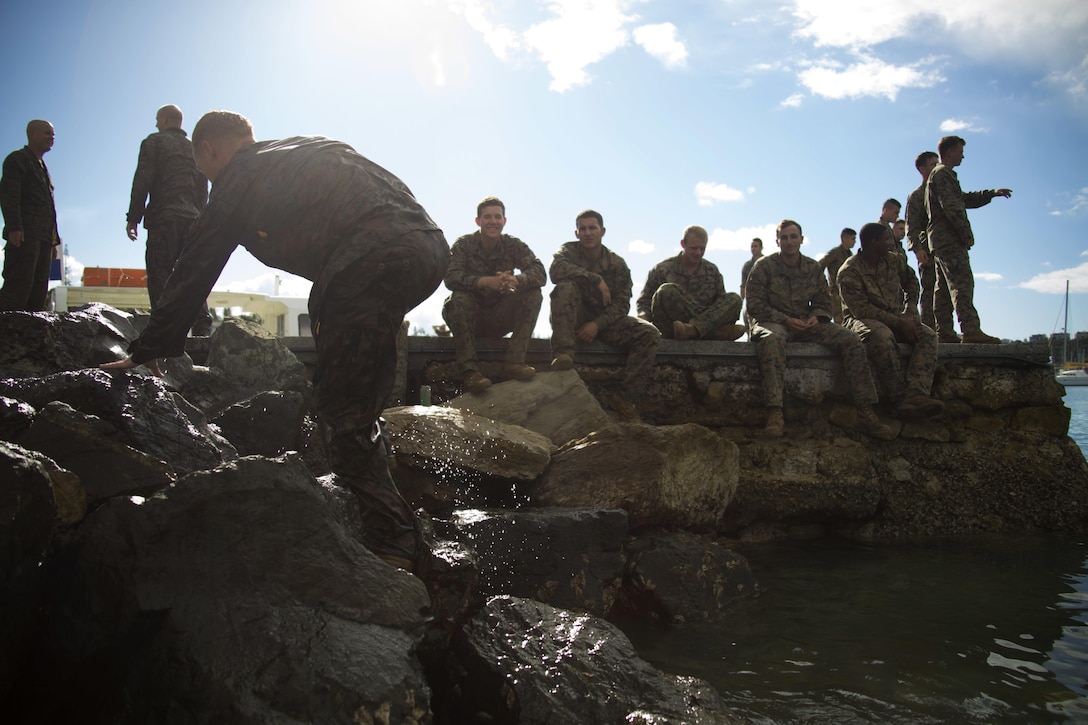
[211,390,308,457]
[438,595,742,724]
[536,423,740,531]
[15,454,432,724]
[447,370,615,447]
[449,507,627,616]
[0,304,140,377]
[0,370,235,474]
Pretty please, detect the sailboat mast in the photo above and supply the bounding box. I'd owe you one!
[1064,279,1069,368]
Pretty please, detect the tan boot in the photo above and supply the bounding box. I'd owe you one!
[897,395,945,420]
[462,370,492,394]
[550,353,574,371]
[763,407,784,437]
[609,393,642,424]
[672,320,698,340]
[937,331,961,343]
[709,323,747,341]
[856,406,896,440]
[502,363,536,381]
[961,330,1002,344]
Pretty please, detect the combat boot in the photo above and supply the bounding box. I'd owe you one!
[463,370,492,394]
[856,406,896,440]
[763,407,784,437]
[709,323,747,341]
[551,352,574,371]
[609,393,642,424]
[897,395,945,421]
[937,331,961,343]
[501,362,536,381]
[961,330,1001,344]
[673,320,698,340]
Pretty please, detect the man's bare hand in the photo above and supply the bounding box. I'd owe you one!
[995,188,1012,198]
[784,316,816,333]
[7,230,22,248]
[597,279,611,307]
[914,249,930,265]
[126,222,139,241]
[897,314,920,344]
[576,321,599,343]
[99,356,163,377]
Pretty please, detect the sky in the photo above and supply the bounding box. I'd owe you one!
[2,0,1087,342]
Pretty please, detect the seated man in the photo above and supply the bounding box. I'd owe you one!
[838,223,944,420]
[747,219,893,440]
[816,227,856,323]
[442,196,545,393]
[549,209,660,422]
[636,224,744,341]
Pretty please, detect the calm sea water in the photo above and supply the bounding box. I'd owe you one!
[623,388,1088,724]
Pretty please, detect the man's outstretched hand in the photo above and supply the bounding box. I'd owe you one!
[99,356,163,377]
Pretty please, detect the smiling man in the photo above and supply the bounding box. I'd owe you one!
[636,224,744,341]
[746,219,893,439]
[442,196,545,393]
[549,209,660,422]
[100,110,449,574]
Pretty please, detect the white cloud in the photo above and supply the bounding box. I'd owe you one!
[1020,263,1088,295]
[940,118,971,132]
[780,93,804,108]
[695,181,746,206]
[446,0,520,60]
[628,239,655,255]
[975,272,1003,283]
[798,56,943,101]
[632,22,688,69]
[708,223,778,252]
[220,271,313,298]
[1049,188,1088,217]
[522,0,634,92]
[1047,53,1088,100]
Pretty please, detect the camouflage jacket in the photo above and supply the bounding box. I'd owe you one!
[549,241,633,330]
[0,146,58,244]
[740,255,762,290]
[129,136,442,364]
[838,251,920,329]
[636,253,725,317]
[126,128,208,229]
[905,183,928,254]
[817,245,852,285]
[746,252,833,325]
[925,164,996,251]
[444,231,545,304]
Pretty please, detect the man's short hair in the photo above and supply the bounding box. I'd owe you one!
[157,104,183,125]
[26,119,50,136]
[477,196,505,216]
[914,150,939,171]
[883,198,902,210]
[576,209,604,227]
[841,227,856,238]
[894,218,906,225]
[683,225,708,244]
[938,135,966,156]
[192,111,254,146]
[859,222,889,248]
[752,237,763,246]
[777,219,802,238]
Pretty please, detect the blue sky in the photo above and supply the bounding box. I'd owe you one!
[3,0,1087,341]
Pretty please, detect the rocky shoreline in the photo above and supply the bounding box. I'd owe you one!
[2,304,1085,723]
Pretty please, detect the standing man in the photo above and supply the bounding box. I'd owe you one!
[926,135,1012,345]
[905,150,956,341]
[0,120,59,311]
[549,210,660,422]
[442,196,545,393]
[816,227,856,323]
[746,219,893,440]
[879,198,908,264]
[127,104,213,335]
[636,224,743,341]
[102,111,450,574]
[838,223,944,420]
[740,237,763,301]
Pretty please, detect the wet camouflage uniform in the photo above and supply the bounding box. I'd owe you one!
[127,127,213,334]
[636,254,741,337]
[746,253,878,409]
[925,164,1000,336]
[838,251,937,403]
[442,231,545,372]
[125,136,449,566]
[816,245,852,323]
[906,182,953,334]
[549,241,659,400]
[0,146,59,311]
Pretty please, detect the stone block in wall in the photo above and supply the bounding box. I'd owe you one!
[1011,405,1072,435]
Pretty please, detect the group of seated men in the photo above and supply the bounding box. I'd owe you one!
[441,195,953,438]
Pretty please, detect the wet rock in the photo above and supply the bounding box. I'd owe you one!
[447,370,614,447]
[0,441,56,703]
[0,395,34,439]
[441,595,742,724]
[616,530,758,623]
[0,303,139,377]
[450,507,627,616]
[536,423,740,531]
[211,390,308,457]
[18,454,432,724]
[0,370,233,474]
[15,401,175,503]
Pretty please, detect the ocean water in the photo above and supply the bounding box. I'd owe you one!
[623,390,1088,724]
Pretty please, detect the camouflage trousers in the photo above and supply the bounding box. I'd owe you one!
[844,317,938,402]
[829,286,844,324]
[749,320,878,408]
[312,230,449,561]
[0,237,52,311]
[441,287,542,372]
[918,260,954,335]
[649,283,741,338]
[931,245,981,334]
[146,216,213,335]
[550,280,660,400]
